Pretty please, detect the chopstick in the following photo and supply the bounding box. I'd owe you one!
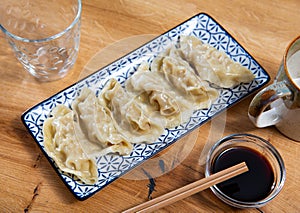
[123,162,248,213]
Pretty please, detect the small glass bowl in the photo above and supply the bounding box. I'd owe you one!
[205,133,286,208]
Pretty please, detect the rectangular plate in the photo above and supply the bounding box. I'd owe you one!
[21,13,270,200]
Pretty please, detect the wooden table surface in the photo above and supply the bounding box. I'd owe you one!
[1,0,299,212]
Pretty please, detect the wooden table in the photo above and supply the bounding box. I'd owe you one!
[1,0,299,212]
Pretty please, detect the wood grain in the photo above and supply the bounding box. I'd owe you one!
[0,0,299,212]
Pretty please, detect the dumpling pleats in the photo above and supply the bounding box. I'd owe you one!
[43,105,98,184]
[178,35,255,88]
[99,78,165,144]
[126,62,193,127]
[151,45,219,109]
[72,87,133,156]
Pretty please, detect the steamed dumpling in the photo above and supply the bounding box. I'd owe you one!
[126,62,194,127]
[72,87,133,156]
[178,35,255,88]
[151,46,219,109]
[43,105,98,184]
[99,78,165,144]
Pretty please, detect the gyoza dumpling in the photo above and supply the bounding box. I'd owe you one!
[126,63,179,117]
[178,35,255,88]
[126,62,194,127]
[72,87,133,156]
[99,78,165,144]
[43,105,98,184]
[151,46,219,109]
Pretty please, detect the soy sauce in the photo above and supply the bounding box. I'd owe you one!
[212,146,274,202]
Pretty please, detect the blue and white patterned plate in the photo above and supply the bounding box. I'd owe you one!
[21,13,270,200]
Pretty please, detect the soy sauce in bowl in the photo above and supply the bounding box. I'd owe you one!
[212,146,274,202]
[205,133,286,208]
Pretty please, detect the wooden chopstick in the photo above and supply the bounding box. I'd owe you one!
[123,162,248,213]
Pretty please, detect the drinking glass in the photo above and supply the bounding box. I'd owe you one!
[0,0,82,81]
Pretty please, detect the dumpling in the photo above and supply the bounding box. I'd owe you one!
[178,35,255,88]
[151,45,219,109]
[43,104,98,184]
[126,63,179,117]
[99,78,165,144]
[72,87,133,156]
[126,62,194,127]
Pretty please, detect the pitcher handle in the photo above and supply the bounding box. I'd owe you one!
[248,81,293,127]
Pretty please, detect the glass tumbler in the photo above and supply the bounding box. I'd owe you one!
[0,0,82,82]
